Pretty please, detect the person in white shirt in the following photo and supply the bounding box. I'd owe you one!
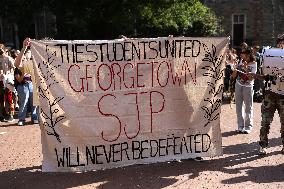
[232,48,257,134]
[0,47,15,122]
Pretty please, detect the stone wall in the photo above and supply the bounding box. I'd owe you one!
[204,0,284,47]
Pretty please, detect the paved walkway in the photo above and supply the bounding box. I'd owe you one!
[0,102,283,189]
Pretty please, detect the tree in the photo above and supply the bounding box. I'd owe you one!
[0,0,222,40]
[137,0,222,37]
[48,0,222,39]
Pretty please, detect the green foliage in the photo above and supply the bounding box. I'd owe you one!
[0,0,222,39]
[138,0,222,37]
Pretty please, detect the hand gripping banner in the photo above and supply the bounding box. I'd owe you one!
[31,37,229,172]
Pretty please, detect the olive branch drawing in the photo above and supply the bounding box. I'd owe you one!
[37,45,65,143]
[201,43,224,127]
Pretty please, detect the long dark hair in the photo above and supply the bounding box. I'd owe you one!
[242,48,256,62]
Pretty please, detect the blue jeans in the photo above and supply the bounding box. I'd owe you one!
[235,82,254,131]
[17,82,38,122]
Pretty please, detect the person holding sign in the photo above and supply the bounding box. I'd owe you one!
[14,38,38,126]
[232,48,257,134]
[257,33,284,155]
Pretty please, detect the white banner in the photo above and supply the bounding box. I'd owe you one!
[31,37,229,172]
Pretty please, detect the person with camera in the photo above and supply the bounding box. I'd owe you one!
[257,33,284,155]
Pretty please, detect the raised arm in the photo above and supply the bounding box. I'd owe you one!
[15,38,31,68]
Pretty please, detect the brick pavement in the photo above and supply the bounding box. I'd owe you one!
[0,102,283,189]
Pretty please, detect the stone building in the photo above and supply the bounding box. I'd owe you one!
[203,0,284,47]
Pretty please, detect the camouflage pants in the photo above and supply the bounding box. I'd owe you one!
[259,90,284,147]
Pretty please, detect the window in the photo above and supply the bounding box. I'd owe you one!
[232,14,246,47]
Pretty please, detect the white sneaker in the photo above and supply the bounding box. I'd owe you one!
[5,116,15,123]
[18,121,24,126]
[259,146,267,155]
[243,129,251,134]
[236,128,244,133]
[243,127,252,134]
